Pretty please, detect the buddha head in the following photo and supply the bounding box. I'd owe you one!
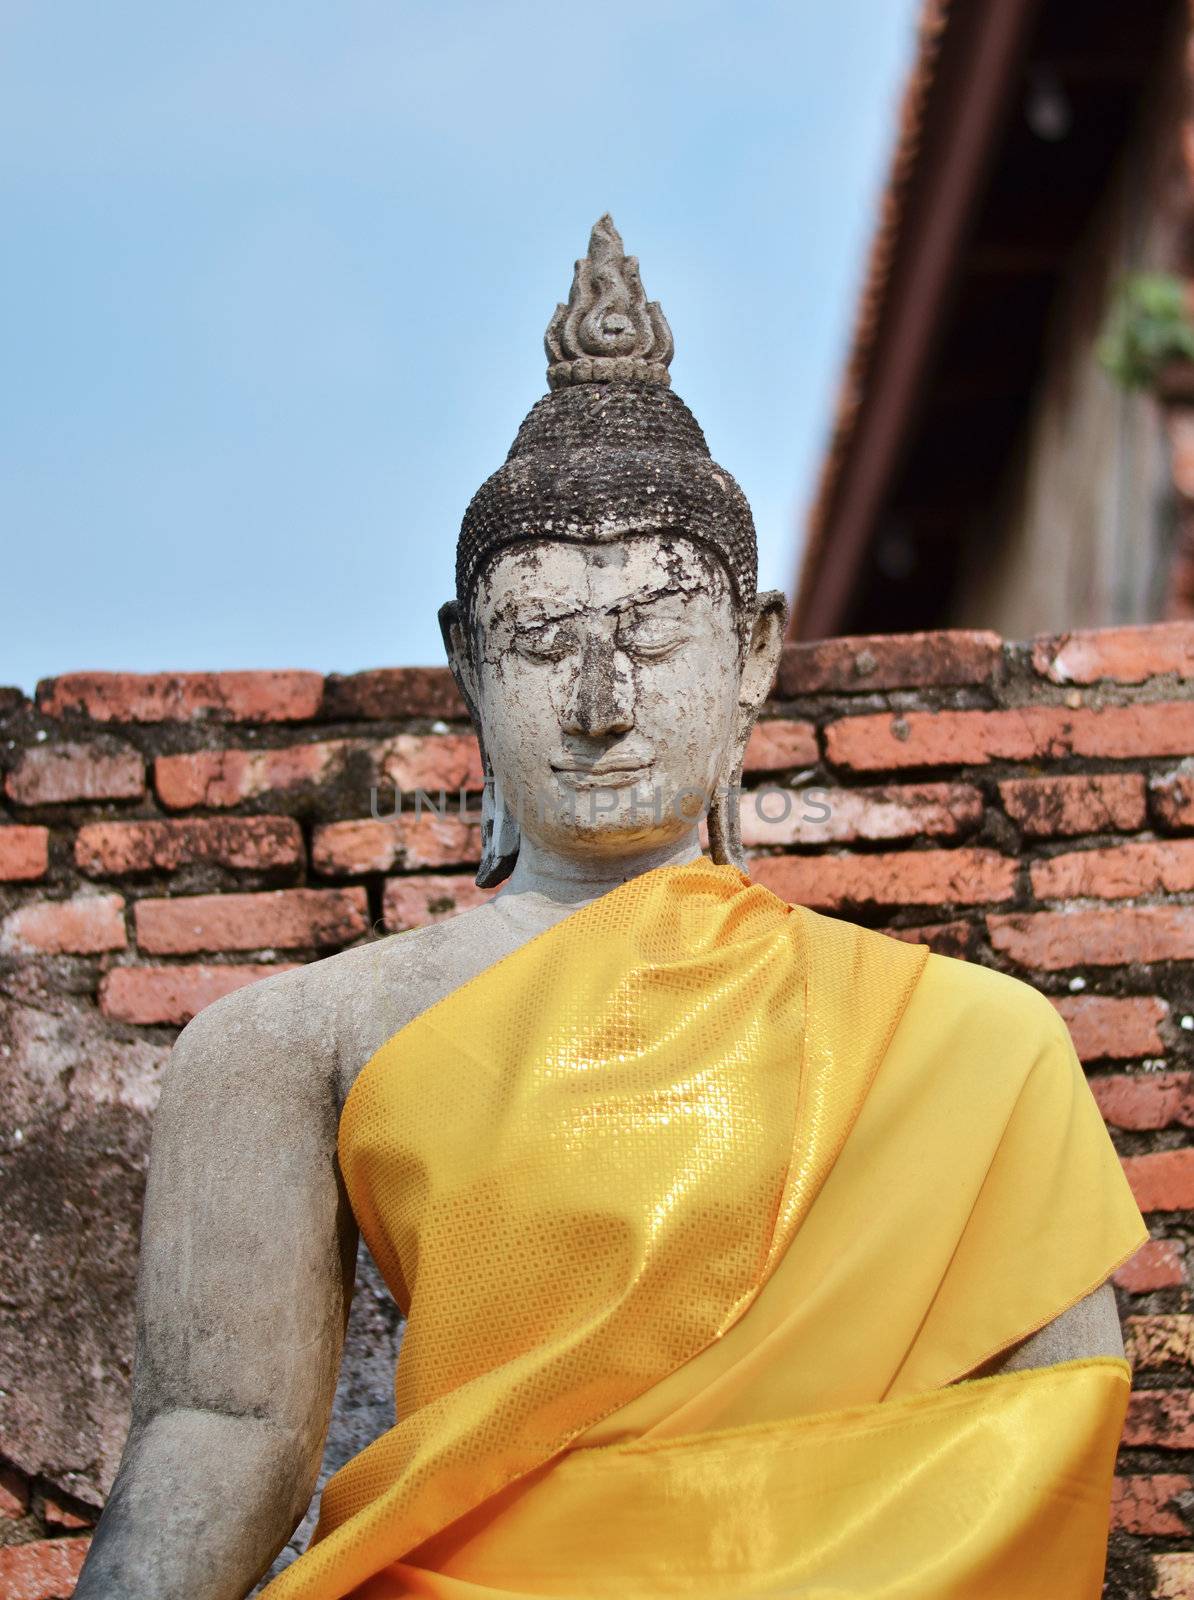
[440,216,786,887]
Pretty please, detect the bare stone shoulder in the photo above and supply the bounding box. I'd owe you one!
[167,900,514,1114]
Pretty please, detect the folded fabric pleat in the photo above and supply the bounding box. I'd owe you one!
[370,1360,1130,1600]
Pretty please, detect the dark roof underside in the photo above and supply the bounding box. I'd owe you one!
[794,0,1181,640]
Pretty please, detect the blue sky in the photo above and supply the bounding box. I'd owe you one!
[1,2,919,691]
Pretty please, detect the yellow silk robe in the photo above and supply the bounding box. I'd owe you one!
[261,861,1146,1600]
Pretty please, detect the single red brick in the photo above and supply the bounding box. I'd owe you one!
[1031,839,1194,901]
[987,907,1194,969]
[749,847,1016,910]
[135,888,368,955]
[154,742,352,809]
[313,814,482,875]
[75,816,302,876]
[0,825,49,881]
[42,1498,93,1531]
[999,773,1146,838]
[0,1464,29,1519]
[742,721,819,773]
[37,670,323,724]
[320,667,467,721]
[1155,1552,1194,1599]
[1110,1475,1191,1536]
[1,893,126,954]
[399,814,483,870]
[384,812,480,876]
[1152,766,1194,831]
[5,742,145,805]
[824,703,1194,772]
[1051,996,1167,1061]
[0,1536,91,1600]
[1033,622,1194,685]
[778,630,1002,695]
[1123,1149,1194,1213]
[1116,1240,1188,1292]
[312,819,397,875]
[1124,1386,1194,1447]
[381,734,484,793]
[886,920,977,959]
[383,874,495,930]
[739,782,982,848]
[99,963,300,1025]
[1093,1073,1194,1131]
[1127,1314,1194,1370]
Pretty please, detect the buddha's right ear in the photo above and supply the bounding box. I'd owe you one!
[438,600,482,728]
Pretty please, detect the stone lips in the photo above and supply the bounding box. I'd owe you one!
[455,383,758,616]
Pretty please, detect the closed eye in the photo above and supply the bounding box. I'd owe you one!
[514,623,576,662]
[618,623,692,660]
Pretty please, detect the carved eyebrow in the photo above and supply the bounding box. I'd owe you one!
[605,585,688,615]
[491,578,694,630]
[496,601,583,627]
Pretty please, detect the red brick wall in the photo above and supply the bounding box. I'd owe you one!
[2,624,1193,1597]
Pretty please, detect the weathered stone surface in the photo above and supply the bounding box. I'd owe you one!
[1094,1073,1194,1131]
[738,781,981,847]
[1050,995,1168,1062]
[998,773,1146,838]
[320,668,466,722]
[0,1536,91,1599]
[0,827,50,883]
[1,895,127,955]
[779,629,1002,695]
[251,1248,403,1594]
[313,815,483,875]
[99,964,301,1026]
[0,999,170,1505]
[37,672,324,725]
[987,907,1194,969]
[750,846,1016,910]
[134,888,369,955]
[5,743,145,807]
[1115,1239,1187,1292]
[1032,621,1194,685]
[75,816,302,877]
[382,874,494,931]
[741,720,818,773]
[380,733,484,794]
[1151,761,1194,832]
[155,742,355,811]
[885,920,978,960]
[825,703,1194,771]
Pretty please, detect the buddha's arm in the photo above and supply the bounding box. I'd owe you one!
[978,1280,1124,1378]
[75,984,355,1600]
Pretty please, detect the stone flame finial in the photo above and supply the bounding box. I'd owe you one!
[544,214,674,390]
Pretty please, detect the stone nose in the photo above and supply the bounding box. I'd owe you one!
[561,631,635,737]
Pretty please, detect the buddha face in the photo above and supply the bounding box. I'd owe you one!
[454,535,775,861]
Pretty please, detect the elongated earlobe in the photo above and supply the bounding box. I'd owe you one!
[707,764,747,873]
[477,769,521,888]
[710,589,787,874]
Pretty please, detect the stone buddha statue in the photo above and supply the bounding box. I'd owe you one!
[76,218,1138,1600]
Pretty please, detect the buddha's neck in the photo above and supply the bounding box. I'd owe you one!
[496,832,704,914]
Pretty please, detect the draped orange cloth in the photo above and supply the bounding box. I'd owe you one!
[261,860,1146,1600]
